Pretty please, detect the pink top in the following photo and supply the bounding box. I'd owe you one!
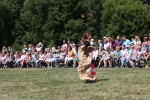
[132,48,137,59]
[110,41,117,49]
[144,41,149,46]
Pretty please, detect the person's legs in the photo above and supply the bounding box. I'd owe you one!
[121,58,125,67]
[135,58,142,67]
[38,60,43,68]
[45,59,50,68]
[103,58,108,67]
[6,61,10,68]
[124,59,129,68]
[50,58,55,67]
[129,58,135,68]
[20,60,26,68]
[108,57,113,67]
[67,58,74,67]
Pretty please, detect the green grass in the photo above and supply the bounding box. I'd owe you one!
[0,67,150,100]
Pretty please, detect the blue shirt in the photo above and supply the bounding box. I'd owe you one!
[123,39,130,47]
[131,39,136,45]
[115,51,120,58]
[116,40,123,46]
[99,43,103,49]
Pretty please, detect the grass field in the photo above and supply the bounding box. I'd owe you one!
[0,67,150,100]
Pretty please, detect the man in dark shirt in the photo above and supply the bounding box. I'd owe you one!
[9,52,15,68]
[115,36,123,47]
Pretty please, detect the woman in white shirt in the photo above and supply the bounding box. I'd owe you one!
[35,51,44,68]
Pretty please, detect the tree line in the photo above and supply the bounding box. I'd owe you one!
[0,0,150,51]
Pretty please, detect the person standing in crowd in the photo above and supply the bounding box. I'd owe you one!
[134,36,142,46]
[143,37,149,48]
[67,41,72,47]
[28,44,34,53]
[109,37,117,49]
[103,38,110,50]
[122,36,130,48]
[22,44,28,52]
[36,44,42,52]
[98,39,103,51]
[2,46,8,54]
[77,32,97,82]
[101,37,106,46]
[38,42,44,51]
[8,46,12,53]
[62,40,68,49]
[115,36,123,47]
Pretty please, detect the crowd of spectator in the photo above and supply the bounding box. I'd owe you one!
[0,40,78,68]
[0,36,150,68]
[95,36,150,68]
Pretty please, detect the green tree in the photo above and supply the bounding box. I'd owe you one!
[101,0,150,38]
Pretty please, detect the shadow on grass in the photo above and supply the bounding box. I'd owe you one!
[98,78,109,81]
[85,78,109,83]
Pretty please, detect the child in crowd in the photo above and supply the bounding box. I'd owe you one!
[120,45,127,68]
[108,47,116,67]
[114,46,121,67]
[97,47,105,67]
[103,47,110,67]
[98,40,103,51]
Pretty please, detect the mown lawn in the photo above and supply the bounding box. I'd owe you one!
[0,67,150,100]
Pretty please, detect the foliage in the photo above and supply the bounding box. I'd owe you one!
[101,0,150,38]
[0,0,150,49]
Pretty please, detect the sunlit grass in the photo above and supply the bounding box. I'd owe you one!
[0,67,150,100]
